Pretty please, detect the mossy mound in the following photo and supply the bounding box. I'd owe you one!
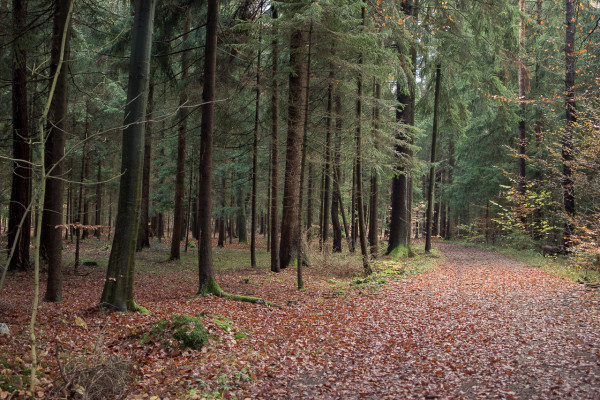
[137,314,208,350]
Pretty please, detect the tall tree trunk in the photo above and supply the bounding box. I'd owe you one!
[43,0,73,302]
[306,162,314,236]
[94,159,103,238]
[270,6,281,272]
[237,176,247,243]
[425,64,442,253]
[321,67,333,251]
[197,0,222,295]
[137,81,153,250]
[75,148,85,270]
[368,82,381,257]
[218,174,225,247]
[445,137,454,239]
[388,0,417,255]
[100,0,156,311]
[7,0,31,271]
[331,94,343,253]
[562,0,576,244]
[250,43,261,267]
[170,9,191,260]
[517,0,527,197]
[355,3,371,275]
[81,113,90,240]
[279,24,308,269]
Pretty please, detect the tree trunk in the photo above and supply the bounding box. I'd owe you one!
[368,82,381,257]
[81,119,90,240]
[270,6,281,272]
[517,0,527,197]
[43,0,73,302]
[331,94,343,253]
[425,64,442,253]
[74,148,85,270]
[250,42,261,267]
[321,68,333,251]
[197,0,222,296]
[170,9,191,261]
[100,0,156,311]
[237,176,247,243]
[7,0,31,272]
[306,162,314,237]
[355,3,371,275]
[388,0,417,255]
[137,82,153,250]
[94,159,102,238]
[562,0,576,245]
[218,174,226,247]
[279,25,308,269]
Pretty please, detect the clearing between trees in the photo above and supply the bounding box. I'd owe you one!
[1,240,600,399]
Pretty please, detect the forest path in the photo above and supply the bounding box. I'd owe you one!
[249,242,600,399]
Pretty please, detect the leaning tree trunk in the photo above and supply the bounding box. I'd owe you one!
[7,0,31,272]
[562,0,576,244]
[43,0,72,302]
[197,0,222,296]
[270,5,281,272]
[137,81,153,250]
[170,8,191,261]
[279,25,308,269]
[100,0,156,311]
[355,2,371,275]
[425,64,442,253]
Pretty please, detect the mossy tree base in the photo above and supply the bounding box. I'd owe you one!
[196,276,278,307]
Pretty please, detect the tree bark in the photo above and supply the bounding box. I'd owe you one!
[331,94,343,253]
[279,26,308,269]
[517,0,527,197]
[197,0,222,296]
[368,82,381,257]
[270,6,280,272]
[137,81,153,250]
[8,0,31,272]
[355,2,371,275]
[43,0,72,302]
[321,69,333,251]
[250,42,261,267]
[237,175,248,243]
[562,0,576,244]
[100,0,156,311]
[425,64,442,253]
[94,159,102,238]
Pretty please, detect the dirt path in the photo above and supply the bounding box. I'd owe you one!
[247,242,600,399]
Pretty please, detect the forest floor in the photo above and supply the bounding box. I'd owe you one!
[2,238,600,399]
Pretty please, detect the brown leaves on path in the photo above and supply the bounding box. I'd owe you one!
[1,241,600,399]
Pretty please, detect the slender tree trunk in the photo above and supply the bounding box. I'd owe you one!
[368,82,381,257]
[279,24,308,269]
[270,6,281,272]
[331,94,343,253]
[197,0,222,295]
[237,175,247,243]
[355,3,371,275]
[185,150,194,252]
[218,174,225,247]
[81,114,90,240]
[563,0,576,244]
[43,0,73,302]
[74,149,85,270]
[306,162,314,236]
[137,81,153,250]
[8,0,31,271]
[100,0,156,311]
[350,164,357,252]
[94,159,102,238]
[170,9,191,260]
[446,137,454,239]
[425,64,442,253]
[517,0,527,197]
[250,44,261,267]
[321,69,333,251]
